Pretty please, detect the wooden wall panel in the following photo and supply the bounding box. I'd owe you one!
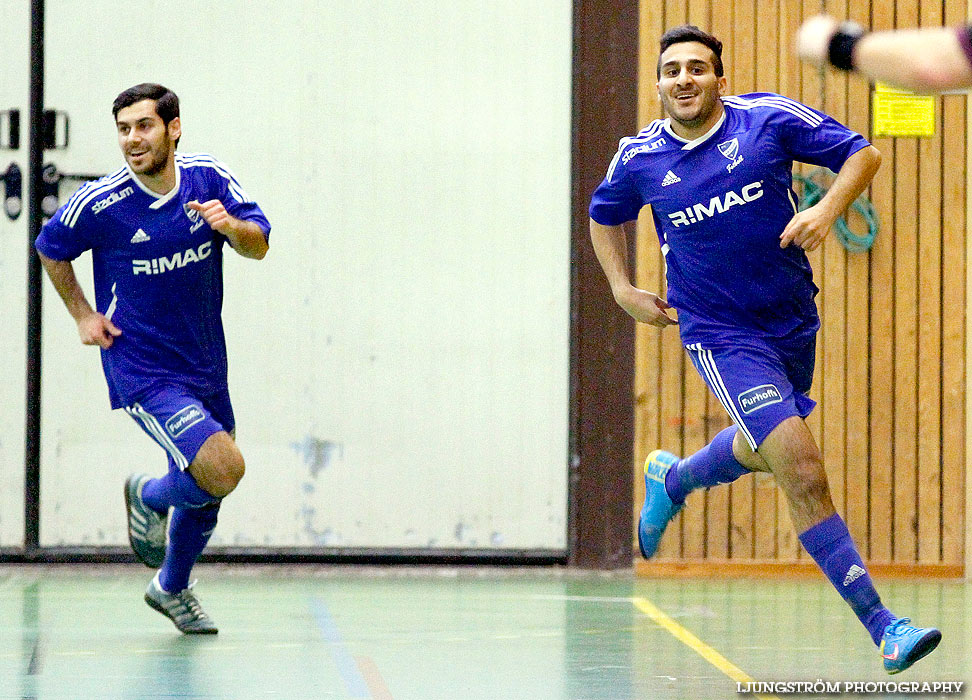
[633,0,966,570]
[916,0,944,565]
[776,0,804,562]
[942,0,967,570]
[844,0,872,557]
[867,0,896,563]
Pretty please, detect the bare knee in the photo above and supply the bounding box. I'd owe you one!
[783,459,831,506]
[189,432,245,498]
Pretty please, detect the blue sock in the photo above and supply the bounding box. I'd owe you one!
[142,467,217,513]
[664,426,749,504]
[159,503,220,593]
[799,513,895,645]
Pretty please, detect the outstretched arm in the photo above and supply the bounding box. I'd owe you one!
[589,218,677,328]
[38,251,121,349]
[797,16,972,92]
[187,200,269,260]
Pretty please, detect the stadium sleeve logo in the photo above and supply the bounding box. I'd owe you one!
[165,404,205,437]
[738,384,782,414]
[92,186,134,214]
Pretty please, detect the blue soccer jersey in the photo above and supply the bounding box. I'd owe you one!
[35,152,270,409]
[589,92,870,344]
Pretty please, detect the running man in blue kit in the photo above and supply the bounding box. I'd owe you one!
[589,26,940,673]
[35,83,270,634]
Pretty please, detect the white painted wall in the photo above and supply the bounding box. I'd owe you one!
[0,0,29,547]
[25,0,572,550]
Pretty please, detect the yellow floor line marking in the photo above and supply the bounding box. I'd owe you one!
[632,597,780,700]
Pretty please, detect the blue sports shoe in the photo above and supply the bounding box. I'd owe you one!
[638,450,684,559]
[880,618,941,674]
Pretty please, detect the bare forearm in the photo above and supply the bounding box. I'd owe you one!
[853,29,972,92]
[798,17,972,92]
[589,219,634,298]
[223,218,269,260]
[818,145,881,219]
[38,253,94,322]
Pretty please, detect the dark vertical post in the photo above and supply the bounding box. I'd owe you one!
[568,0,638,568]
[24,0,44,556]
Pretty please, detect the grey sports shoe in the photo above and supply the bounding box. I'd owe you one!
[124,474,168,568]
[144,572,218,635]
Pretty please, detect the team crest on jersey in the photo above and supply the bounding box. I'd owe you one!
[184,203,205,233]
[718,138,744,172]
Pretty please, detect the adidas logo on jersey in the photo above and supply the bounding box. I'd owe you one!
[843,564,866,587]
[661,170,681,186]
[130,229,151,243]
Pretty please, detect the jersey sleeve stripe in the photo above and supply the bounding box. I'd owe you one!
[60,168,124,224]
[752,97,823,125]
[177,154,253,203]
[723,96,822,127]
[62,170,132,228]
[724,95,822,124]
[606,121,665,184]
[724,94,822,121]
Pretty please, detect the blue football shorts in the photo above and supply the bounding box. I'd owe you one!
[684,334,816,450]
[123,384,235,471]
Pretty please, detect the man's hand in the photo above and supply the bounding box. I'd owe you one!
[797,15,840,66]
[77,312,121,349]
[780,203,838,251]
[187,199,234,234]
[187,199,269,259]
[615,285,678,327]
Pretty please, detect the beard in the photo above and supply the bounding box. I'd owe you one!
[662,90,721,130]
[128,140,172,176]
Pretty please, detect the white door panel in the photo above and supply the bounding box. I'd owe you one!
[40,0,571,550]
[0,0,29,549]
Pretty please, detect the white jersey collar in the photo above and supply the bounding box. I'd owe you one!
[663,109,727,150]
[125,159,182,209]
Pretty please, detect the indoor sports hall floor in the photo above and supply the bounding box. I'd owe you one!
[0,565,967,699]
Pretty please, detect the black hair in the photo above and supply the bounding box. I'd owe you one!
[112,83,180,124]
[657,25,724,78]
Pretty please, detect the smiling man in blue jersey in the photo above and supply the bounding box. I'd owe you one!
[36,83,270,634]
[590,26,940,673]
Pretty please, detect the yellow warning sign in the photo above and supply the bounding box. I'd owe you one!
[872,82,936,137]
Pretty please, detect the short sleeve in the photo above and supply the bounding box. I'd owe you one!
[34,186,100,261]
[204,157,271,239]
[775,96,870,173]
[589,142,644,226]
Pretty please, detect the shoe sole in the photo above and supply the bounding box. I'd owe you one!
[124,476,164,569]
[888,630,941,674]
[144,593,218,635]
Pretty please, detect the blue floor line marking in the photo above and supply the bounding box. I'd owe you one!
[311,597,371,699]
